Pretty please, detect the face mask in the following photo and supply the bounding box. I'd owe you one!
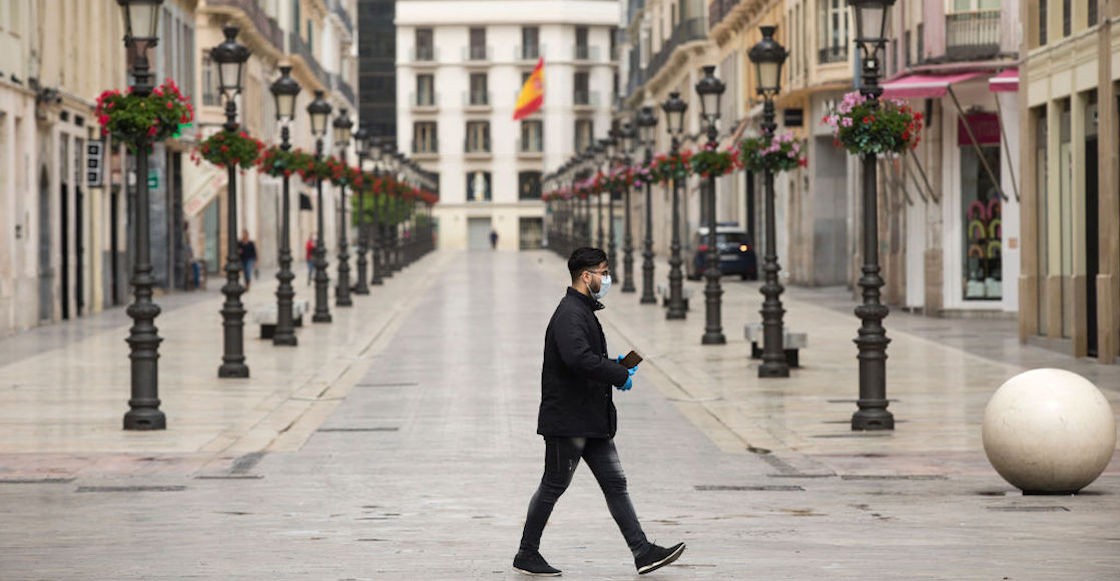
[593,274,612,299]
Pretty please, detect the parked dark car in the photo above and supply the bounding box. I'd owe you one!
[688,226,757,281]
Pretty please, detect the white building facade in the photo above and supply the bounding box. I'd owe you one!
[395,0,620,250]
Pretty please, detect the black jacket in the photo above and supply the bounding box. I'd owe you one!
[537,287,631,438]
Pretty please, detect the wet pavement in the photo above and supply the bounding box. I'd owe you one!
[0,250,1117,580]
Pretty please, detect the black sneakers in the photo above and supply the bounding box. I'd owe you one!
[635,542,686,575]
[513,550,562,577]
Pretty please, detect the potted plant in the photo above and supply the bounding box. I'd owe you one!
[822,91,923,155]
[647,149,692,184]
[690,142,740,178]
[739,131,807,173]
[192,129,264,169]
[95,79,193,150]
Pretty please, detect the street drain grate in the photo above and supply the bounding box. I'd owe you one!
[0,477,76,484]
[317,427,400,432]
[841,475,948,481]
[987,506,1069,512]
[695,485,805,492]
[76,485,186,493]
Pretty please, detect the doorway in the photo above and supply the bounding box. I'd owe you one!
[468,217,492,250]
[1085,135,1099,357]
[38,165,52,321]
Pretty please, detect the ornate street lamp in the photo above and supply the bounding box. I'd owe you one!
[352,125,372,295]
[604,132,619,271]
[379,141,397,278]
[333,110,354,307]
[212,25,252,379]
[368,137,385,285]
[749,25,791,378]
[636,106,658,305]
[269,64,301,347]
[848,0,896,430]
[619,121,637,293]
[119,0,166,430]
[661,91,688,320]
[307,90,333,323]
[695,65,726,345]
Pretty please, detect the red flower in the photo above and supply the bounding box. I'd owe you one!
[797,158,808,167]
[862,117,870,124]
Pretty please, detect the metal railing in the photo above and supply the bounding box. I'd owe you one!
[210,0,284,52]
[644,18,706,86]
[573,91,599,107]
[410,91,438,107]
[331,73,356,106]
[818,45,848,64]
[327,0,354,37]
[412,138,439,155]
[464,91,490,106]
[464,45,493,61]
[464,136,492,153]
[516,44,541,60]
[945,10,1000,60]
[289,31,328,86]
[412,46,437,62]
[517,137,544,153]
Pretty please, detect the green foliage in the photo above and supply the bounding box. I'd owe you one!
[823,92,924,156]
[192,129,264,169]
[96,80,194,151]
[739,132,807,173]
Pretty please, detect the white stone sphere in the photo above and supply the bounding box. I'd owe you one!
[982,368,1116,494]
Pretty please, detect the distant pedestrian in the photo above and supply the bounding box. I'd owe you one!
[513,247,685,577]
[490,229,499,250]
[305,234,316,285]
[238,229,257,291]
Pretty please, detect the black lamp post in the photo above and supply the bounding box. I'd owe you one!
[352,126,371,295]
[589,142,605,250]
[307,90,333,323]
[696,65,727,345]
[368,138,384,285]
[849,0,896,430]
[213,25,251,379]
[379,141,396,278]
[637,106,658,305]
[119,0,167,430]
[661,91,688,320]
[333,110,354,307]
[620,121,637,293]
[749,27,790,376]
[604,133,619,270]
[269,65,301,347]
[391,152,407,271]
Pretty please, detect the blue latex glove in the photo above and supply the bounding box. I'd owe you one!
[618,376,633,391]
[617,355,640,375]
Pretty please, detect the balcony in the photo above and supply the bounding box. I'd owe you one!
[818,45,848,64]
[330,73,356,107]
[573,91,600,108]
[464,91,491,109]
[409,46,438,65]
[574,45,601,62]
[644,18,706,86]
[945,10,1000,60]
[463,46,493,62]
[327,0,354,38]
[410,91,438,110]
[411,138,439,157]
[289,31,328,86]
[209,0,284,53]
[515,44,542,61]
[464,137,492,158]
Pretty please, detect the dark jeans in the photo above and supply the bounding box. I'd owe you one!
[519,436,649,556]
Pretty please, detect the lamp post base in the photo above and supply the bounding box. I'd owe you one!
[851,406,894,431]
[123,406,166,431]
[218,363,250,378]
[758,361,790,378]
[701,333,726,345]
[272,334,297,346]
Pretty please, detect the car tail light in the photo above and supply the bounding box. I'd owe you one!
[698,244,709,252]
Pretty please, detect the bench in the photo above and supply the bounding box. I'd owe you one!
[744,322,807,367]
[655,283,693,311]
[255,299,310,339]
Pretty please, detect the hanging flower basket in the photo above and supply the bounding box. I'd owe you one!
[192,129,264,169]
[257,145,304,178]
[95,79,193,151]
[324,157,364,190]
[739,131,807,173]
[647,150,693,184]
[822,91,923,155]
[690,143,740,178]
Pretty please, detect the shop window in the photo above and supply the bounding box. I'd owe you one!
[959,113,1003,301]
[467,171,491,201]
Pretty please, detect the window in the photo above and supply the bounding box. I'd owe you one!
[520,120,543,152]
[416,74,435,106]
[202,51,218,106]
[574,119,593,152]
[1063,0,1071,36]
[469,27,487,60]
[574,72,590,105]
[466,121,490,153]
[916,23,924,62]
[575,26,589,60]
[818,0,848,63]
[469,73,488,105]
[522,27,540,59]
[1089,0,1098,26]
[1039,1,1048,45]
[904,30,911,68]
[415,28,434,60]
[467,171,491,201]
[519,171,542,200]
[413,122,437,153]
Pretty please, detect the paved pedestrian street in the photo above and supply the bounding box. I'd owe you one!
[0,251,1118,580]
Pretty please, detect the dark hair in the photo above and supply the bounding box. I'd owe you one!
[568,247,607,281]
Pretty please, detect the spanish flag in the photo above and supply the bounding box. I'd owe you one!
[513,58,544,120]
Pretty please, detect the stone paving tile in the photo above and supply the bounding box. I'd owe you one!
[0,251,1117,580]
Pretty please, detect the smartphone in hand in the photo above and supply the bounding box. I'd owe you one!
[620,350,643,369]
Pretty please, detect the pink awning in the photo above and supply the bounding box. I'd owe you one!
[881,72,986,99]
[989,69,1019,93]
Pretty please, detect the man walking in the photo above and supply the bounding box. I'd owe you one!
[238,229,257,291]
[513,247,685,576]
